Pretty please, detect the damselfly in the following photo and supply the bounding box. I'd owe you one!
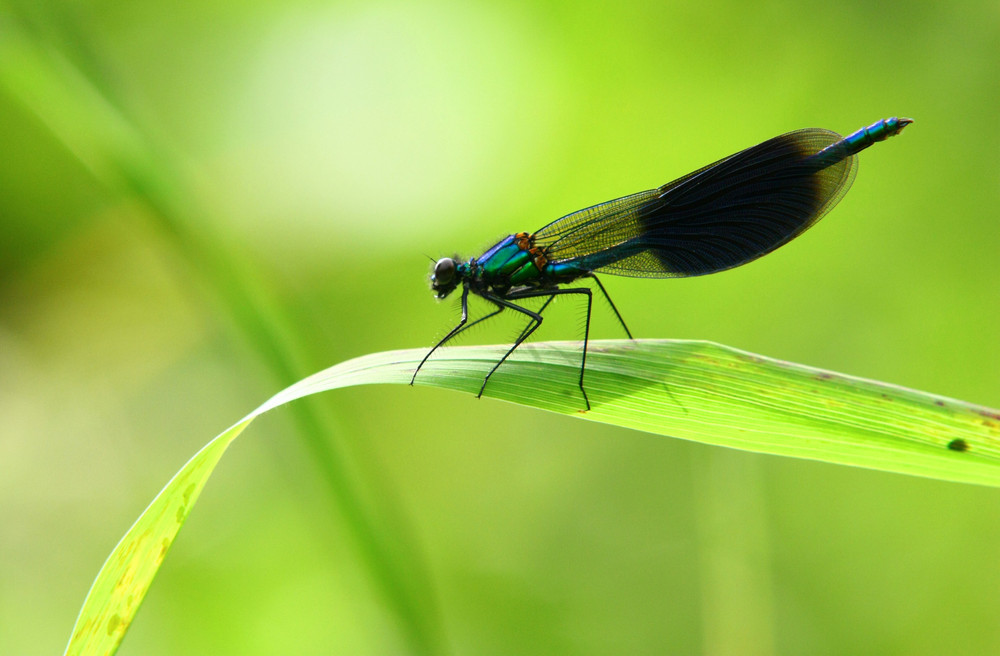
[412,117,912,409]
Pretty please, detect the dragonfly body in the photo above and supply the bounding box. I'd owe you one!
[415,117,912,409]
[440,232,588,297]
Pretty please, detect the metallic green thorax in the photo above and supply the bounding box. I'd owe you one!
[451,234,587,296]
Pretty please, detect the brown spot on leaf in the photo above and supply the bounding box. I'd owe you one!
[947,439,969,452]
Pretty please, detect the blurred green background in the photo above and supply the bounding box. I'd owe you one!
[2,0,999,653]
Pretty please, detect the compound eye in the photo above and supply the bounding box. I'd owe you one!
[433,258,456,285]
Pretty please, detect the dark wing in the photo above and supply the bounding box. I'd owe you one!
[532,128,856,278]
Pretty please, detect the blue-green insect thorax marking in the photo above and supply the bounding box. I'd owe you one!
[477,236,529,277]
[473,234,588,289]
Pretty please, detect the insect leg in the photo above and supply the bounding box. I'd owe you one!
[495,286,596,410]
[510,294,557,345]
[411,284,481,385]
[475,293,544,400]
[583,273,633,339]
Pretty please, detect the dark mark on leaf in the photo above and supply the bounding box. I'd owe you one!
[947,438,969,452]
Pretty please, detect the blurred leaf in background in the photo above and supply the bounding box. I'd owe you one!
[1,0,998,654]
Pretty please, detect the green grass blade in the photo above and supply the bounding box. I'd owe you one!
[64,419,251,656]
[0,19,440,653]
[280,339,1000,485]
[5,28,443,656]
[65,339,1000,655]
